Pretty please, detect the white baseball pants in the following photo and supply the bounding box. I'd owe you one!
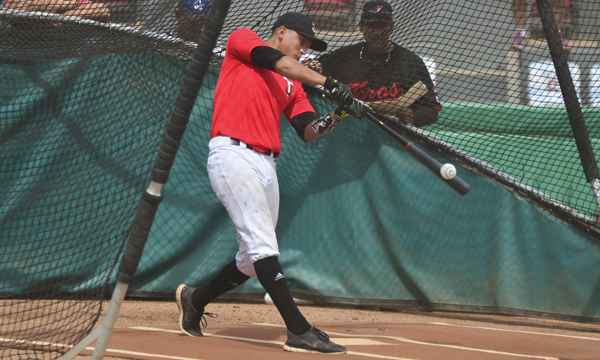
[207,136,280,277]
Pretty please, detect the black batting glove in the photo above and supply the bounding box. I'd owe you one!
[334,99,366,119]
[324,77,353,105]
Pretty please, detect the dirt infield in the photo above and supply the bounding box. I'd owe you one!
[73,299,600,360]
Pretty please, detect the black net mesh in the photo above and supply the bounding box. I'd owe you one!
[2,0,600,358]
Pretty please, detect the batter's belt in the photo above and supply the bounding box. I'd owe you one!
[230,138,273,156]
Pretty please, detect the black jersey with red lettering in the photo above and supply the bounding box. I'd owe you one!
[319,42,441,113]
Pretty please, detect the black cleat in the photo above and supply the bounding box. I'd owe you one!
[283,326,347,354]
[175,284,217,337]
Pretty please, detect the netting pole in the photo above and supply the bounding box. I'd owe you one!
[536,0,600,219]
[59,2,232,360]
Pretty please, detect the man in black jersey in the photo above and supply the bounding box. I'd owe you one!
[307,0,441,128]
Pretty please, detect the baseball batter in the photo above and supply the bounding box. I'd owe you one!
[175,12,364,354]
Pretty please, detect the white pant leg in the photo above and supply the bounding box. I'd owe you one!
[207,136,279,277]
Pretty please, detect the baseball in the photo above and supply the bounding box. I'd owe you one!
[440,164,457,180]
[264,293,274,305]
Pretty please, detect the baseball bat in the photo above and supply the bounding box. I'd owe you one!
[304,83,470,195]
[363,110,470,196]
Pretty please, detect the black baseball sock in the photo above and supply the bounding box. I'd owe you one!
[192,260,250,312]
[254,256,311,335]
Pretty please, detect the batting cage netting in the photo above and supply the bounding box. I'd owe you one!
[2,0,600,358]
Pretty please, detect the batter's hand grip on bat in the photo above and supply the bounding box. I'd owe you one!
[364,110,470,196]
[324,78,354,105]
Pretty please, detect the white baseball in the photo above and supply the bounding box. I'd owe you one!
[440,164,457,180]
[264,293,274,305]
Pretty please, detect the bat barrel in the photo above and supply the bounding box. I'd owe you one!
[303,83,470,196]
[405,144,470,196]
[364,111,470,196]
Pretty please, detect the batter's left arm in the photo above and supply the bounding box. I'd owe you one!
[290,111,342,142]
[291,100,366,142]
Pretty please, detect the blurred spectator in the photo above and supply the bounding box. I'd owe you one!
[306,0,441,128]
[303,0,353,32]
[172,0,209,41]
[4,0,110,22]
[511,0,570,51]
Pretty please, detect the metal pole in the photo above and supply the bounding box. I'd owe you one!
[91,282,129,360]
[59,0,232,357]
[536,0,600,218]
[59,328,101,360]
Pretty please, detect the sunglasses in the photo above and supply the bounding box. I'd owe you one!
[361,11,393,23]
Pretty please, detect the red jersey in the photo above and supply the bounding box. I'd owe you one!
[211,28,315,156]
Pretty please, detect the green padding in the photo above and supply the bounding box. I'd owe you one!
[130,66,600,319]
[1,55,180,293]
[2,54,600,321]
[439,101,600,137]
[436,102,600,215]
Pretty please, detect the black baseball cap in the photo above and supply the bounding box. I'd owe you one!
[272,12,327,51]
[361,0,394,23]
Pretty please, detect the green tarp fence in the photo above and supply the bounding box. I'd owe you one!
[2,53,600,322]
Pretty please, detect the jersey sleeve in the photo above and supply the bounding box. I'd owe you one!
[412,56,442,111]
[227,28,271,65]
[284,82,315,121]
[250,46,285,71]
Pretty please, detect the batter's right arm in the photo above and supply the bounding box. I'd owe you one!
[274,56,353,105]
[273,55,327,87]
[251,46,353,105]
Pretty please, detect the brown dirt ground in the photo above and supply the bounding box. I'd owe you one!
[74,298,600,360]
